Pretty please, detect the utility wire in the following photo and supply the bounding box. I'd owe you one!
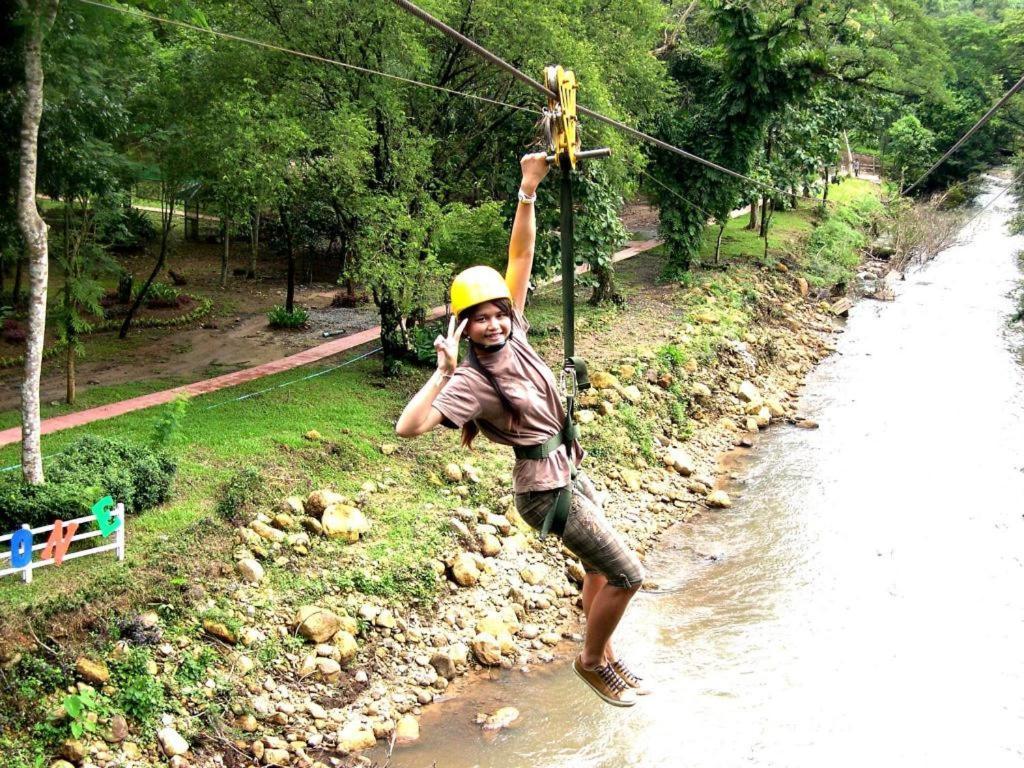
[638,167,715,222]
[902,70,1024,196]
[73,0,540,115]
[203,346,382,410]
[389,0,830,206]
[960,168,1024,233]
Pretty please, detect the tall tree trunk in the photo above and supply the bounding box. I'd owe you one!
[279,204,296,313]
[746,197,758,230]
[589,262,615,305]
[11,253,24,305]
[375,287,408,375]
[821,166,830,211]
[248,208,260,279]
[715,221,726,265]
[759,194,770,238]
[220,213,229,289]
[16,0,59,484]
[65,328,75,405]
[120,190,174,338]
[790,185,798,209]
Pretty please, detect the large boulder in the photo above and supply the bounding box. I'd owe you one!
[737,380,762,406]
[157,727,189,757]
[395,715,420,743]
[305,489,346,518]
[663,448,695,477]
[706,490,733,509]
[293,606,342,643]
[334,630,359,663]
[470,633,503,666]
[449,552,480,587]
[321,504,369,543]
[236,559,265,584]
[338,721,377,753]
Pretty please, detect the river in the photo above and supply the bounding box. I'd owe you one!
[375,174,1024,768]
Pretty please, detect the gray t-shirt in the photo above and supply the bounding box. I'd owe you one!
[432,313,583,493]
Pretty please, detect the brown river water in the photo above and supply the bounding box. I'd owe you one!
[372,175,1024,768]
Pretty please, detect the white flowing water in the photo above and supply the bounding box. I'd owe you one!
[376,175,1024,768]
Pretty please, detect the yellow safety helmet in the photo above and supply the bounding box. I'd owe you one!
[450,265,512,318]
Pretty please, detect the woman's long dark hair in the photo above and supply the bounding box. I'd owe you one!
[458,296,522,448]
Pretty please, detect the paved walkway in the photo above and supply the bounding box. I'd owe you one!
[0,239,663,447]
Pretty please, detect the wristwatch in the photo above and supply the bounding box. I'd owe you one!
[517,188,537,205]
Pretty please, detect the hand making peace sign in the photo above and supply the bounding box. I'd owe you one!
[435,315,468,375]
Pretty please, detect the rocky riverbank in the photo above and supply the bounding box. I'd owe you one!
[17,262,854,768]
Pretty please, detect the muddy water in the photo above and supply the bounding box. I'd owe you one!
[379,176,1024,768]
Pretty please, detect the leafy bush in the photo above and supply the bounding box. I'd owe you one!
[94,200,156,250]
[214,467,265,525]
[110,647,165,732]
[409,318,446,366]
[267,305,308,329]
[136,282,181,309]
[150,395,190,449]
[0,437,176,530]
[433,201,507,273]
[801,199,881,290]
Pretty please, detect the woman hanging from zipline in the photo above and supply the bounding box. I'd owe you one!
[396,152,648,707]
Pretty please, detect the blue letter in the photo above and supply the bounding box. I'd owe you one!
[10,528,32,569]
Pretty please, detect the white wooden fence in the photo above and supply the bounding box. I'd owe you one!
[0,503,125,584]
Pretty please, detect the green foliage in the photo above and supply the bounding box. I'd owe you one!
[46,435,177,515]
[214,467,266,525]
[409,318,446,367]
[136,282,181,309]
[175,646,218,686]
[63,686,109,739]
[656,343,687,372]
[150,395,190,449]
[94,197,156,249]
[800,197,882,290]
[0,478,94,529]
[433,201,507,273]
[886,114,936,187]
[267,305,308,329]
[109,647,165,732]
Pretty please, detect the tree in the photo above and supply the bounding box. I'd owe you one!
[887,114,936,188]
[14,0,59,485]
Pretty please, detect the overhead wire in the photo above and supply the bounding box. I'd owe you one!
[637,167,715,222]
[72,0,540,115]
[959,168,1024,233]
[901,70,1024,196]
[388,0,832,206]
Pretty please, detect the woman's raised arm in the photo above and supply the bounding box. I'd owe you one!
[506,152,550,312]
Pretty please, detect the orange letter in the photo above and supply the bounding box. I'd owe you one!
[42,520,79,565]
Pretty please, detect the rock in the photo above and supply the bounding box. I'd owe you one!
[765,398,786,418]
[797,277,809,297]
[450,552,480,587]
[263,748,290,765]
[620,468,642,492]
[61,739,87,762]
[796,419,819,429]
[617,364,636,381]
[395,715,420,743]
[75,657,109,685]
[157,727,190,757]
[444,463,463,483]
[334,631,359,663]
[621,385,643,404]
[301,517,323,536]
[745,416,760,433]
[482,707,520,731]
[237,559,265,584]
[691,382,712,400]
[238,714,258,732]
[576,409,596,424]
[316,658,342,683]
[374,610,397,629]
[590,371,619,390]
[250,521,286,543]
[304,430,321,441]
[706,490,732,509]
[272,513,298,531]
[228,652,254,675]
[449,644,470,667]
[107,714,128,743]
[279,496,305,516]
[471,633,502,666]
[337,721,377,753]
[203,619,238,645]
[566,560,586,584]
[479,533,502,558]
[597,400,615,416]
[519,564,547,586]
[737,380,762,405]
[298,654,318,678]
[755,407,771,428]
[49,761,75,768]
[663,448,695,477]
[305,489,346,518]
[321,504,369,543]
[293,606,342,643]
[429,652,456,680]
[380,443,398,456]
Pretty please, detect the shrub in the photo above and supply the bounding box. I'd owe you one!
[44,436,176,514]
[267,305,308,329]
[409,319,446,366]
[109,647,165,732]
[802,214,868,290]
[137,282,180,309]
[95,201,156,250]
[214,467,265,525]
[0,480,95,529]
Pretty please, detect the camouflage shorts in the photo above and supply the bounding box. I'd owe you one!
[515,472,645,590]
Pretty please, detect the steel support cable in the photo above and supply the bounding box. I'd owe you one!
[72,0,539,114]
[960,168,1024,232]
[638,167,715,222]
[902,70,1024,196]
[389,0,831,206]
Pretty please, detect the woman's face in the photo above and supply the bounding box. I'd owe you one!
[464,301,512,348]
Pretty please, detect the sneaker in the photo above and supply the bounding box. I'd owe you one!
[572,655,638,707]
[611,658,653,696]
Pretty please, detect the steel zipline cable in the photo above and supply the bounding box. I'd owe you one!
[387,0,829,206]
[72,0,539,115]
[76,0,830,207]
[901,70,1024,197]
